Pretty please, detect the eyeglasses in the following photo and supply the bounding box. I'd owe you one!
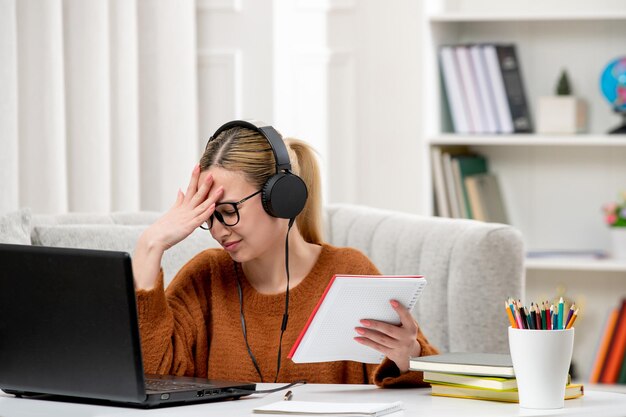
[200,189,262,230]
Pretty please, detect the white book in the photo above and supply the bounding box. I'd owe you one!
[288,275,427,364]
[439,46,471,133]
[442,152,462,218]
[455,46,484,133]
[470,45,499,133]
[431,147,450,217]
[483,44,514,134]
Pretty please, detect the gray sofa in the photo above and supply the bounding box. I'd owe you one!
[0,204,524,354]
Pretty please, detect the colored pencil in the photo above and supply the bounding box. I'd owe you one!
[546,303,552,330]
[558,297,564,329]
[565,304,575,330]
[540,302,547,330]
[506,300,517,328]
[534,304,542,330]
[525,306,534,329]
[566,309,579,329]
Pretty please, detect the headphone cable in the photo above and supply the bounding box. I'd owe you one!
[234,217,296,384]
[274,217,295,382]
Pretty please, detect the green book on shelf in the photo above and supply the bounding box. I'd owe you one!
[452,154,488,219]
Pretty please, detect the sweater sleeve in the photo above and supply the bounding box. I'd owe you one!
[372,326,440,387]
[135,257,211,377]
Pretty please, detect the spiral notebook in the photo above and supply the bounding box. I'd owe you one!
[288,275,427,364]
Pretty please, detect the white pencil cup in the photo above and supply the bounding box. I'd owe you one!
[508,327,574,409]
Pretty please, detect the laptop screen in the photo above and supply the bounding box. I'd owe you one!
[0,244,146,403]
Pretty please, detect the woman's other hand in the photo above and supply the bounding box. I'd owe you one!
[353,300,422,373]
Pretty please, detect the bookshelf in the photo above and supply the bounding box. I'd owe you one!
[420,0,626,381]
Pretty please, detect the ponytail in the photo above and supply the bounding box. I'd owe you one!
[285,138,323,245]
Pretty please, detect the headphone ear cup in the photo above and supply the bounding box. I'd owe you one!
[261,173,308,219]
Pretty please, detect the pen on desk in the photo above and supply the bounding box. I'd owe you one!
[283,390,293,401]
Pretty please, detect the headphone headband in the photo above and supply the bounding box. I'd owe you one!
[205,119,308,220]
[208,120,292,172]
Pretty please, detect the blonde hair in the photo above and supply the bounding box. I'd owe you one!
[200,126,323,244]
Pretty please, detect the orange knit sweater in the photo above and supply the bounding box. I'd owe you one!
[135,243,438,387]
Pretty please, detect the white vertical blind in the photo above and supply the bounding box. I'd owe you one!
[0,0,19,213]
[0,0,199,214]
[63,0,112,212]
[17,0,68,214]
[109,0,140,211]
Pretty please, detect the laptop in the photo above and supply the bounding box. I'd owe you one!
[0,243,256,408]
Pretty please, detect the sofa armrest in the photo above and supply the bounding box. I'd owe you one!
[324,203,524,353]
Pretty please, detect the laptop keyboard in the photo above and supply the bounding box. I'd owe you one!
[145,378,213,392]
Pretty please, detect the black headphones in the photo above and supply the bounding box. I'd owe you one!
[207,120,308,220]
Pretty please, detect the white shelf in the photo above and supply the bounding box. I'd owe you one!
[428,12,626,23]
[428,134,626,147]
[525,257,626,272]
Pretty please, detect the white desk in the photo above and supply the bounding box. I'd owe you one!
[1,384,626,417]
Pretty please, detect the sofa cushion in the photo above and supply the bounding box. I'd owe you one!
[31,225,220,286]
[0,209,32,244]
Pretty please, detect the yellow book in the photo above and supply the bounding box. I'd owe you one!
[424,371,517,390]
[430,383,584,403]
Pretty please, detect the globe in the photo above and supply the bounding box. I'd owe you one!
[600,56,626,134]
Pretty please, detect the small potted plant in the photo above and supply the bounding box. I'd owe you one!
[537,70,587,134]
[602,193,626,259]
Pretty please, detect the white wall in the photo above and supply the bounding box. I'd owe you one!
[198,0,425,215]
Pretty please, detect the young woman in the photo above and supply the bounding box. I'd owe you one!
[133,120,438,387]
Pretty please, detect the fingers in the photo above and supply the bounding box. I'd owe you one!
[190,172,215,207]
[354,335,392,357]
[184,164,201,204]
[194,186,223,223]
[390,300,419,334]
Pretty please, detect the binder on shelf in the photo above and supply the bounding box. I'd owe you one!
[486,44,532,133]
[439,46,471,133]
[455,46,485,133]
[482,44,514,134]
[470,44,499,133]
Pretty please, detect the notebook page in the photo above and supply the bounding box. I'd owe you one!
[253,400,404,416]
[290,275,427,364]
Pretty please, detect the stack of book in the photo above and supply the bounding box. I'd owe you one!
[589,298,626,384]
[410,352,584,403]
[439,43,532,134]
[431,148,508,222]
